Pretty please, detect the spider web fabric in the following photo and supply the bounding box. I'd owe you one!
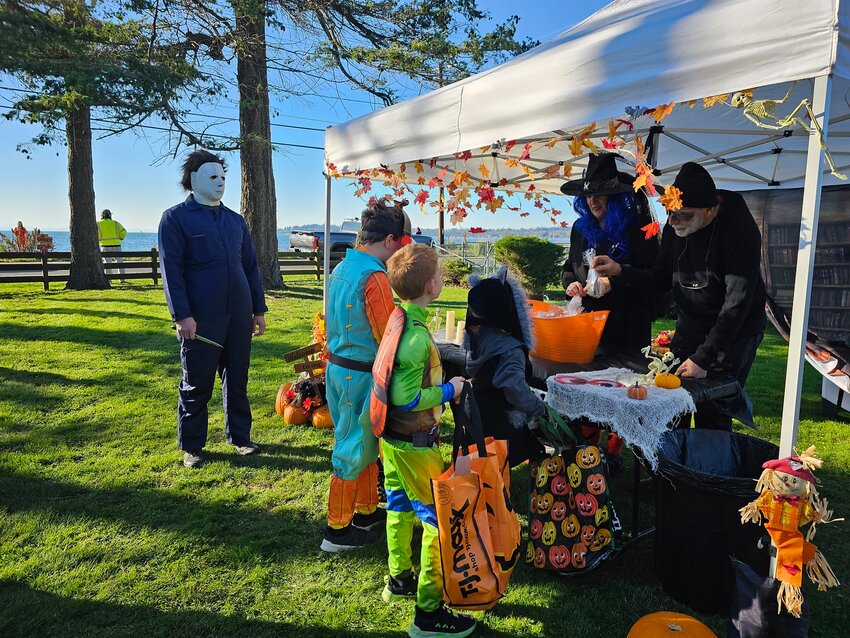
[545,368,696,470]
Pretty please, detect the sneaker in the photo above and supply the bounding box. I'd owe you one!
[183,450,204,468]
[232,441,260,456]
[320,524,381,553]
[382,570,417,603]
[352,507,387,531]
[408,604,476,638]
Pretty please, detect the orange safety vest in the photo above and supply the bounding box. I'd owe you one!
[369,306,407,438]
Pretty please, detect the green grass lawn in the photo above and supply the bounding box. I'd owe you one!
[1,279,848,637]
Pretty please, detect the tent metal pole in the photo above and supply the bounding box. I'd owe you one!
[778,73,831,458]
[323,174,332,317]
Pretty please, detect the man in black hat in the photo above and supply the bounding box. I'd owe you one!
[592,162,766,429]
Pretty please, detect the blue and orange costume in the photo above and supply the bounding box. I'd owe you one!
[325,247,396,528]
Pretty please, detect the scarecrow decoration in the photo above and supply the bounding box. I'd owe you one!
[739,446,842,618]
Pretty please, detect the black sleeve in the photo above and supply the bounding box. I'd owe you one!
[690,213,763,369]
[616,224,674,295]
[561,226,583,290]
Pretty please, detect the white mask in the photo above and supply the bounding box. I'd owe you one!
[190,162,226,206]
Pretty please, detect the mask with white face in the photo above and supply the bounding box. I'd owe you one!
[190,162,226,206]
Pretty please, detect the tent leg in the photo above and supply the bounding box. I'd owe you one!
[323,175,332,317]
[778,74,831,458]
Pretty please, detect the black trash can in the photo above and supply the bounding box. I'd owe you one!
[654,429,779,615]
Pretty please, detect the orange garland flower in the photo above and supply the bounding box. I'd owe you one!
[658,185,683,211]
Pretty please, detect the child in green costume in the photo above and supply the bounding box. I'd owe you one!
[379,244,475,638]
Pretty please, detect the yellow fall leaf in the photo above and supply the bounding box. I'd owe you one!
[703,94,729,108]
[633,173,648,192]
[582,139,598,154]
[563,163,573,177]
[505,158,520,168]
[607,119,619,140]
[578,122,597,141]
[569,136,583,156]
[478,163,490,180]
[658,185,683,211]
[652,102,676,123]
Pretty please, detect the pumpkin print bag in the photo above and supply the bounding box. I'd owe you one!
[526,411,619,575]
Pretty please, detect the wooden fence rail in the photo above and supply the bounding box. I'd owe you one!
[0,249,347,290]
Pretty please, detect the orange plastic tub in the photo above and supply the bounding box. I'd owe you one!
[527,300,609,364]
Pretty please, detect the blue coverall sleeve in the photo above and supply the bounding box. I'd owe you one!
[158,210,192,321]
[240,218,268,315]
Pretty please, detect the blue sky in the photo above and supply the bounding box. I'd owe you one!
[0,1,607,233]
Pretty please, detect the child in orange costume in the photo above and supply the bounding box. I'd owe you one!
[740,446,841,618]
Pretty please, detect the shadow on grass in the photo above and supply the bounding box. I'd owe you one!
[0,470,328,568]
[202,442,331,475]
[24,307,167,323]
[0,580,402,638]
[281,285,323,301]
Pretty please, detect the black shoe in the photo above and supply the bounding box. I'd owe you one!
[320,524,381,553]
[183,450,204,468]
[352,507,387,531]
[382,570,418,603]
[408,604,476,638]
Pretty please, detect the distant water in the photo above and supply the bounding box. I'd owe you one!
[46,230,292,252]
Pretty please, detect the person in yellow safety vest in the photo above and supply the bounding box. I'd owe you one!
[98,209,127,283]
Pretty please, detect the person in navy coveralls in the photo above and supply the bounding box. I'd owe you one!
[158,150,268,468]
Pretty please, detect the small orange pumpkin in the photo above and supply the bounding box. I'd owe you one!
[627,611,716,637]
[283,404,308,425]
[627,383,648,400]
[654,373,682,389]
[311,405,333,429]
[275,382,293,415]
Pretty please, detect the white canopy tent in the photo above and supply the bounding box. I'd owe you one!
[323,0,850,457]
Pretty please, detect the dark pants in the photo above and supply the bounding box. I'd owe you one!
[177,312,254,451]
[682,333,763,430]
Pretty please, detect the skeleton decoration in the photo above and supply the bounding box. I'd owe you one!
[640,346,680,382]
[729,83,847,180]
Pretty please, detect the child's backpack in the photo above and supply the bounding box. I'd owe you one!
[369,305,407,437]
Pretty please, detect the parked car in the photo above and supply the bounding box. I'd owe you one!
[289,218,360,253]
[290,218,434,252]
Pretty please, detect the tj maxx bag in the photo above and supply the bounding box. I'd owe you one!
[527,409,619,575]
[431,383,521,611]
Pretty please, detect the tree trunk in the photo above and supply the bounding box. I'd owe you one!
[65,102,109,290]
[235,1,284,290]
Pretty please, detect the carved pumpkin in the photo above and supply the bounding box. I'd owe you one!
[587,473,606,495]
[541,521,557,546]
[542,456,564,477]
[529,519,543,540]
[283,404,308,425]
[534,547,546,569]
[275,382,293,415]
[571,542,588,569]
[627,382,648,400]
[590,528,612,552]
[551,475,569,496]
[536,493,554,515]
[577,446,601,469]
[654,373,682,389]
[561,514,580,538]
[311,405,333,429]
[626,612,715,638]
[575,492,599,517]
[580,524,597,546]
[525,540,535,564]
[595,505,610,527]
[567,463,583,488]
[536,467,549,489]
[550,501,567,521]
[549,545,569,569]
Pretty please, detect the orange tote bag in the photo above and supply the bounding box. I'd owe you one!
[432,384,521,611]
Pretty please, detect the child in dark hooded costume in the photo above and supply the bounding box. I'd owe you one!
[462,267,545,467]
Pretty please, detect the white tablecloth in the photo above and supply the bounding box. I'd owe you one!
[545,367,696,470]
